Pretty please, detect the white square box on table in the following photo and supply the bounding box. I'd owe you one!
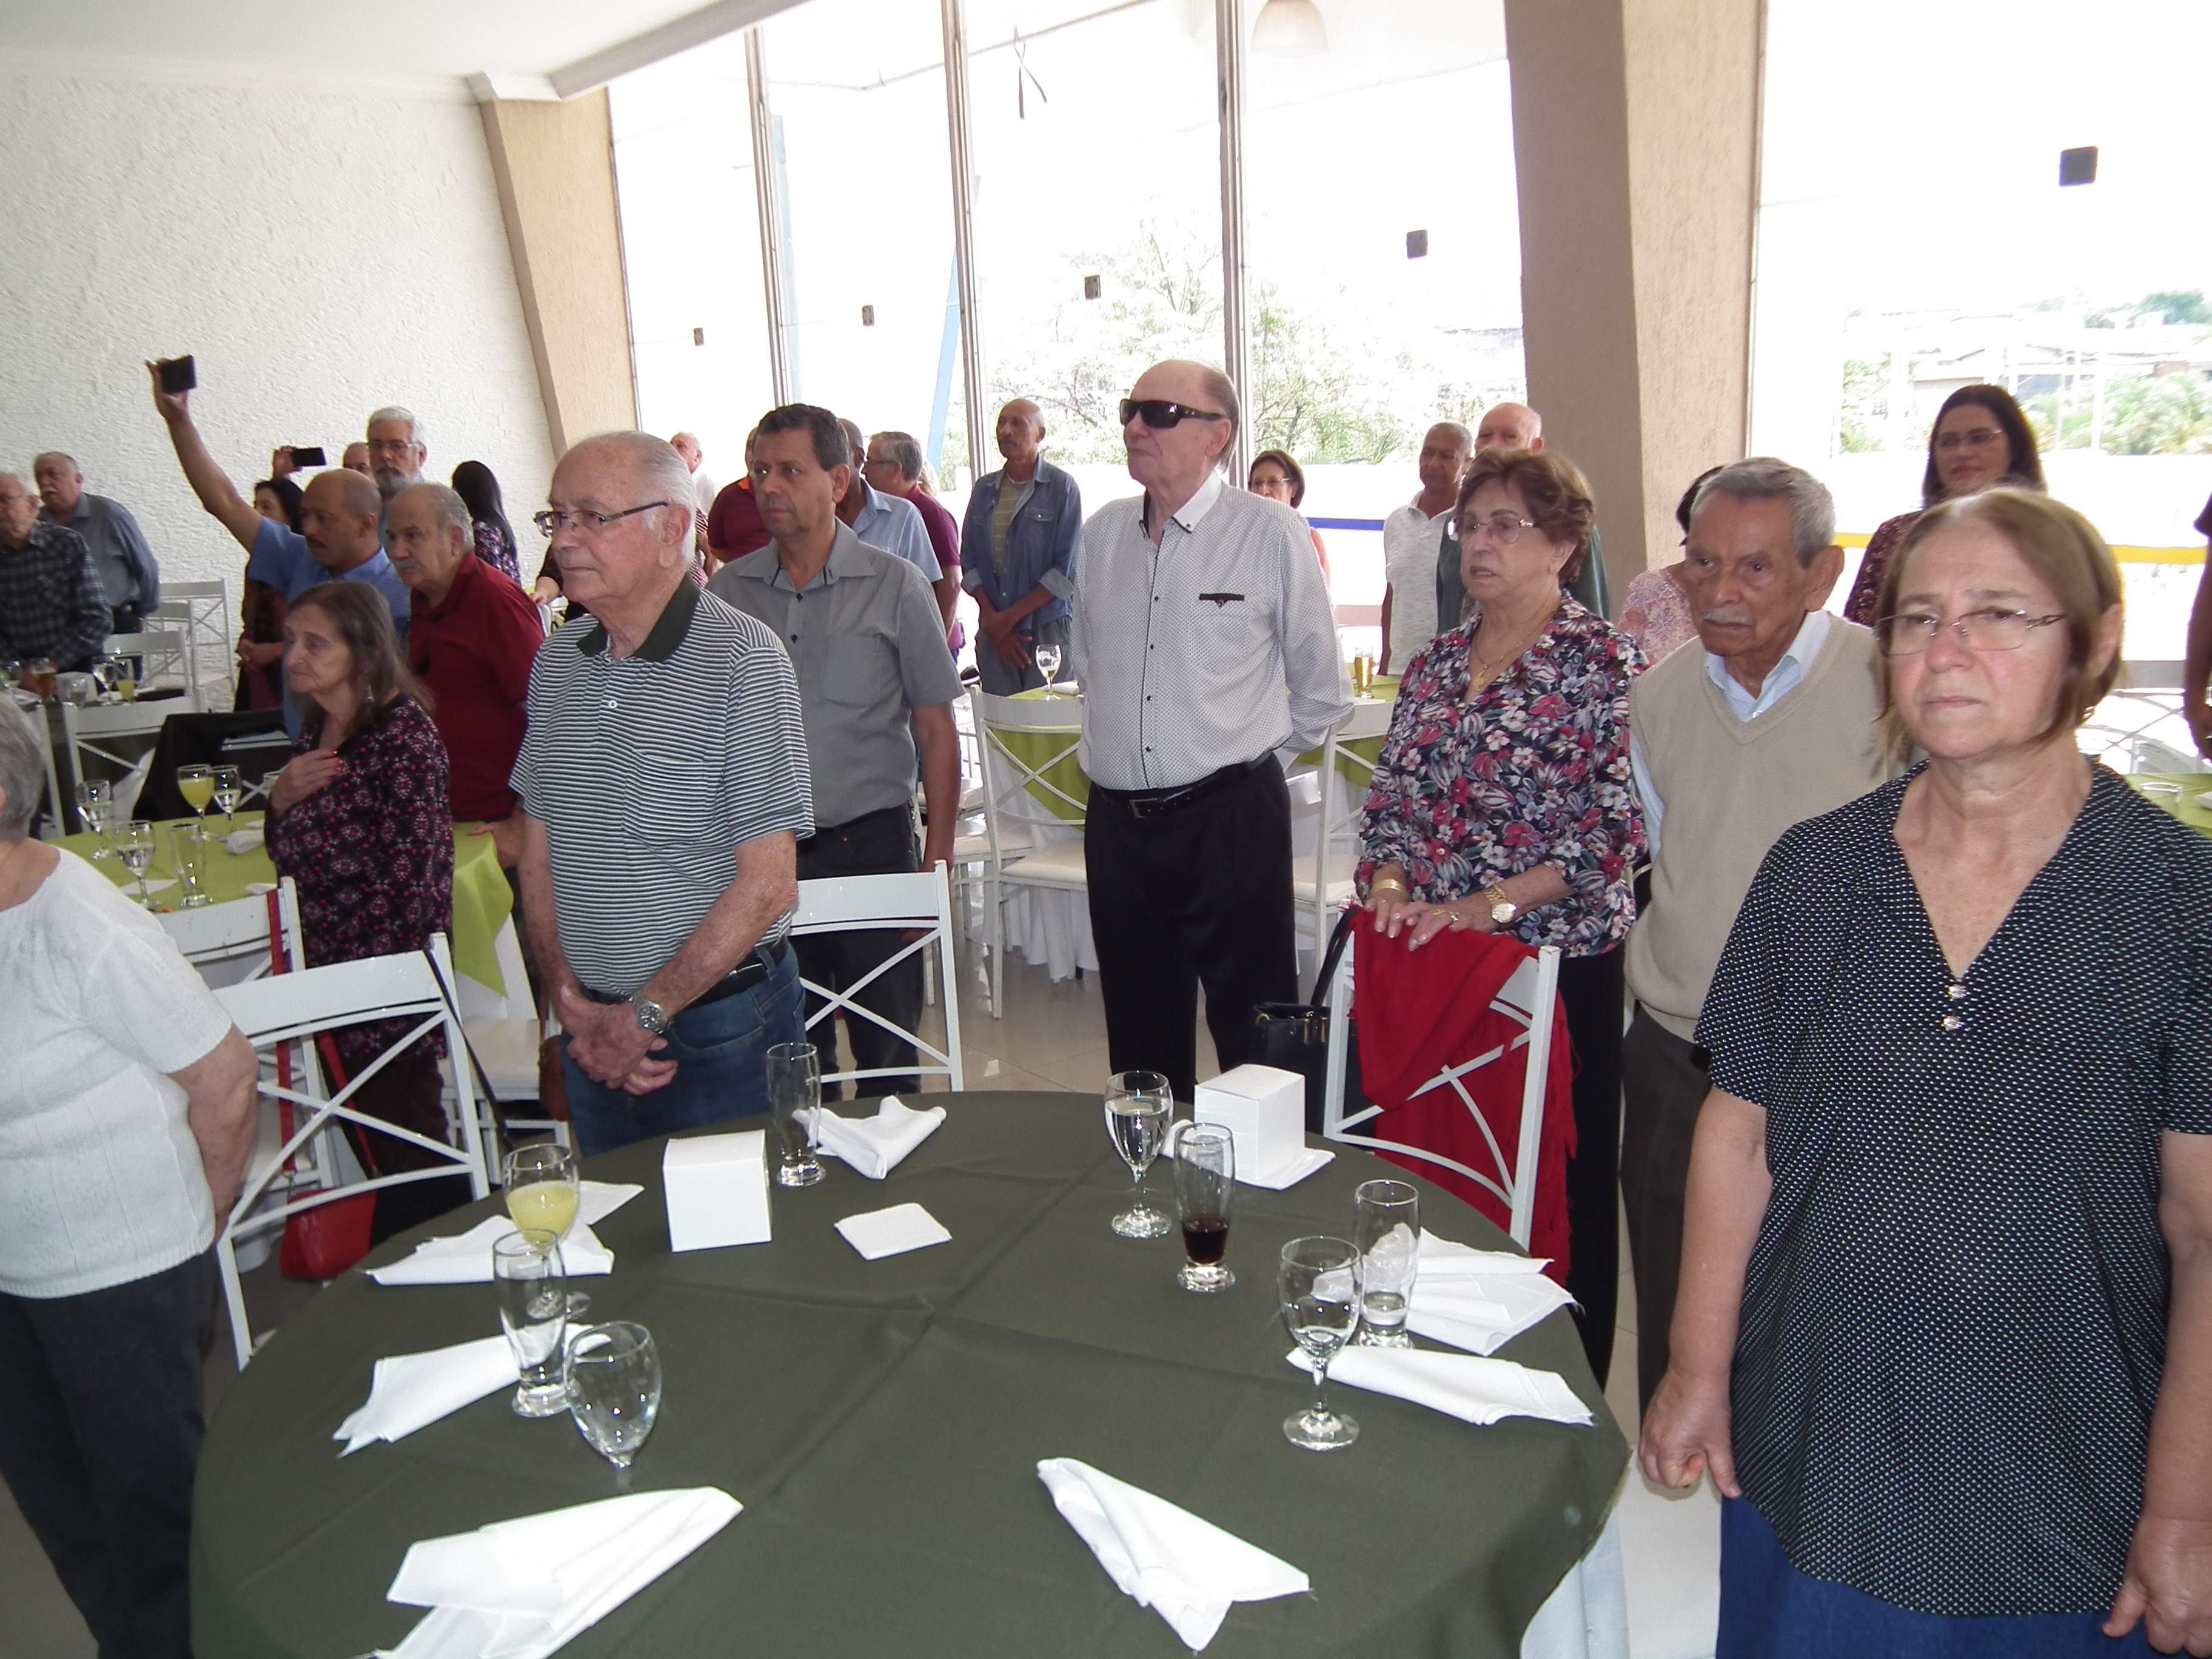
[663,1130,771,1252]
[1192,1064,1306,1183]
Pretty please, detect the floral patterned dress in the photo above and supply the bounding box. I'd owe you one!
[472,518,522,586]
[1619,563,1698,664]
[1842,509,1920,626]
[1355,598,1647,957]
[266,696,454,1171]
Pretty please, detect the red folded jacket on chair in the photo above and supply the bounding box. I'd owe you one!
[1351,922,1577,1284]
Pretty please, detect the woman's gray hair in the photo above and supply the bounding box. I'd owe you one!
[366,405,426,449]
[0,701,47,842]
[1689,457,1837,566]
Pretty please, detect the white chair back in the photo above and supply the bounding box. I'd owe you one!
[212,933,490,1367]
[58,697,176,808]
[965,686,1090,1019]
[149,579,233,705]
[1320,937,1560,1248]
[1296,699,1393,963]
[162,874,304,984]
[789,867,965,1094]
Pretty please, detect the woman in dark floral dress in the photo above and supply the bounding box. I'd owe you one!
[1357,447,1646,1386]
[263,581,457,1242]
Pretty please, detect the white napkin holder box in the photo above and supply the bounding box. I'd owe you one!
[663,1130,771,1252]
[1192,1064,1306,1181]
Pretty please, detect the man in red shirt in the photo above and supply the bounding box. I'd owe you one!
[706,429,771,577]
[863,429,963,652]
[385,483,544,871]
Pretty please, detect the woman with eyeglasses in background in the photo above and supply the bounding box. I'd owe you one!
[1356,447,1647,1387]
[1841,383,2046,626]
[1247,449,1330,583]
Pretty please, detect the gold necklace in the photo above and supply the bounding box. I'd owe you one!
[1466,606,1555,697]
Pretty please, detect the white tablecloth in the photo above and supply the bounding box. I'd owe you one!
[1523,1511,1629,1659]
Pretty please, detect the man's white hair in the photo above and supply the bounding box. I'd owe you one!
[397,481,474,543]
[565,432,696,540]
[367,406,426,450]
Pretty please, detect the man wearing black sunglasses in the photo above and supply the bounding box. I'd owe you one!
[1071,360,1352,1103]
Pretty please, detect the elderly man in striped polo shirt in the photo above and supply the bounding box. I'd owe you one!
[511,432,814,1156]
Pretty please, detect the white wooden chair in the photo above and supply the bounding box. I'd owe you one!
[967,687,1089,1019]
[104,629,198,707]
[213,934,491,1367]
[789,867,965,1096]
[1292,699,1393,971]
[1320,937,1561,1247]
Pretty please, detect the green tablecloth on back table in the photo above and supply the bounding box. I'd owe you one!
[58,811,513,993]
[191,1094,1626,1659]
[2130,773,2212,839]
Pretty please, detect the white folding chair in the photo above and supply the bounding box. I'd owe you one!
[150,578,233,707]
[1320,937,1561,1247]
[57,696,175,813]
[789,866,965,1095]
[213,934,492,1367]
[967,687,1089,1019]
[105,629,198,709]
[160,874,304,986]
[1292,699,1393,970]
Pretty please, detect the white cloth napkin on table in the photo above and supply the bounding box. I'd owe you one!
[1398,1230,1577,1355]
[1037,1457,1309,1652]
[334,1335,517,1455]
[369,1217,611,1287]
[377,1487,741,1659]
[1159,1139,1334,1191]
[834,1202,951,1260]
[1289,1346,1593,1427]
[802,1096,945,1179]
[225,825,265,856]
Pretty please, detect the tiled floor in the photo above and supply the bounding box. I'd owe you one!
[4,934,1718,1657]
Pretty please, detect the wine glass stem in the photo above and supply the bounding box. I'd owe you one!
[1312,1359,1331,1419]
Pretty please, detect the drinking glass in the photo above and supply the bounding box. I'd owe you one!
[1280,1235,1362,1450]
[1034,642,1064,686]
[505,1142,589,1315]
[492,1230,569,1417]
[768,1041,824,1188]
[1168,1122,1236,1292]
[75,779,115,858]
[171,824,213,908]
[1352,1179,1421,1348]
[1102,1070,1173,1238]
[115,820,156,905]
[565,1321,662,1471]
[210,765,244,832]
[176,763,215,822]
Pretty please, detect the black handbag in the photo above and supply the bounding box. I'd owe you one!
[1251,907,1366,1134]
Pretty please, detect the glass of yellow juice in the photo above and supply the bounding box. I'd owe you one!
[504,1142,587,1313]
[176,763,215,819]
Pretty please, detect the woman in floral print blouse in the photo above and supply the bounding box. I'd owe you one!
[264,581,458,1244]
[1356,446,1646,1386]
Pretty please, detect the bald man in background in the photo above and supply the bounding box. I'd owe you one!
[960,398,1083,693]
[1437,401,1612,625]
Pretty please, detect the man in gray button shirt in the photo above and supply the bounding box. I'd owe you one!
[711,404,962,1098]
[33,453,159,634]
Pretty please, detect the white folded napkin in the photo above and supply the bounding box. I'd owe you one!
[1037,1457,1308,1651]
[575,1180,643,1225]
[367,1215,615,1287]
[1160,1138,1334,1191]
[801,1096,945,1180]
[1289,1346,1593,1427]
[1415,1228,1553,1277]
[834,1202,951,1261]
[335,1335,518,1455]
[378,1487,741,1659]
[1382,1231,1577,1355]
[225,826,265,856]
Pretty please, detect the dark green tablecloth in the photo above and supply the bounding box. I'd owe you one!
[192,1094,1626,1657]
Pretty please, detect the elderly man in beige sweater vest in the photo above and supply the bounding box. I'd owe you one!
[1621,457,1905,1412]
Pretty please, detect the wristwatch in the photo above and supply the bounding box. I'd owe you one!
[628,993,673,1037]
[1481,883,1519,926]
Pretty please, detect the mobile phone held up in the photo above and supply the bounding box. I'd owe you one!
[290,446,327,468]
[157,356,196,394]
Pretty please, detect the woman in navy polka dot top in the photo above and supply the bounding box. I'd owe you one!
[1639,489,2212,1657]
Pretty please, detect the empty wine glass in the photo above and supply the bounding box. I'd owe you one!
[492,1230,569,1418]
[1103,1070,1173,1238]
[75,779,115,857]
[115,820,156,905]
[768,1042,824,1187]
[210,765,244,833]
[1168,1122,1236,1292]
[565,1321,662,1471]
[176,763,215,823]
[1280,1235,1362,1450]
[1034,642,1064,687]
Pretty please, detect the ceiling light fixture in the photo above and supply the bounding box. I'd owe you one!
[1252,0,1327,57]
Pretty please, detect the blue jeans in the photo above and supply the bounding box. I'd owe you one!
[562,947,803,1158]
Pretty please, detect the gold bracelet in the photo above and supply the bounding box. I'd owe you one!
[1369,877,1409,900]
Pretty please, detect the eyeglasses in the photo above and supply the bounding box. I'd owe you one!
[533,502,671,538]
[367,438,420,456]
[1119,398,1228,430]
[1932,428,2006,454]
[1452,512,1539,548]
[1879,607,2067,655]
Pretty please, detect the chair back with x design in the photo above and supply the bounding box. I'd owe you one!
[789,868,965,1095]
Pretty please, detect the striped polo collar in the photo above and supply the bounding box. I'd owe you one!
[574,573,700,662]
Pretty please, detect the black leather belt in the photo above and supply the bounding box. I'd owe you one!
[1091,757,1269,822]
[584,937,790,1010]
[802,803,912,843]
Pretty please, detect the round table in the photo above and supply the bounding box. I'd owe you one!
[191,1094,1626,1658]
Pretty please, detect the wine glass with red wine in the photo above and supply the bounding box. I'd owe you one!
[1168,1122,1236,1293]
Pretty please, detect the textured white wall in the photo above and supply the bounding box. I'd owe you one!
[0,67,552,615]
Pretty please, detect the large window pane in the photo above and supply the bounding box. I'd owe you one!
[610,38,773,478]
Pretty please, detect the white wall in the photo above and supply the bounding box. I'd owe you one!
[0,64,552,614]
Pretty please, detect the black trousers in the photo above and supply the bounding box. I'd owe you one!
[1085,758,1296,1104]
[1558,947,1625,1390]
[1620,1005,1712,1412]
[794,806,923,1100]
[0,1248,216,1659]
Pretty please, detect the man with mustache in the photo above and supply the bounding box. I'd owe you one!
[150,361,408,733]
[1620,457,1903,1411]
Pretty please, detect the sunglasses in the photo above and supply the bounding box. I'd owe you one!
[1119,398,1228,430]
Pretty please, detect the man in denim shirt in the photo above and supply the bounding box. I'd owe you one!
[960,399,1082,693]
